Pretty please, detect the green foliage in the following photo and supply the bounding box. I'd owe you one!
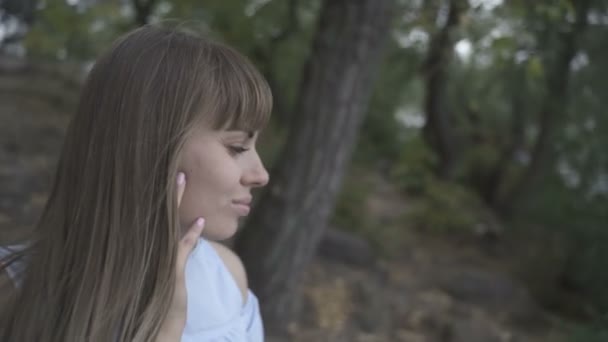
[460,142,501,183]
[391,134,495,234]
[165,0,320,114]
[568,317,608,342]
[527,56,545,79]
[390,134,437,194]
[357,39,424,164]
[331,168,373,236]
[25,1,129,60]
[404,180,491,235]
[518,170,608,320]
[255,119,287,170]
[331,166,409,258]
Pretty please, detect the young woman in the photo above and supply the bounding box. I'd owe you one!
[0,24,271,341]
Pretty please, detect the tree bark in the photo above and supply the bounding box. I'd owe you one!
[497,0,591,213]
[235,0,394,334]
[421,0,468,180]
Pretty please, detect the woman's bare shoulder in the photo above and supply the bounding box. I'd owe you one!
[208,241,248,303]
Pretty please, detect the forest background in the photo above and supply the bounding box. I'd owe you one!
[1,0,607,341]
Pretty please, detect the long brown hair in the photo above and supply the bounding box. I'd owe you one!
[0,25,271,341]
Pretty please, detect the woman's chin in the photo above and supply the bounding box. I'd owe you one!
[200,220,238,241]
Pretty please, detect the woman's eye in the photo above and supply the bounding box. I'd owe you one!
[228,145,250,155]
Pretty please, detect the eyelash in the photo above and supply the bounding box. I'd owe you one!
[228,145,250,155]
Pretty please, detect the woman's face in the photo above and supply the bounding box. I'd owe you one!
[177,125,269,240]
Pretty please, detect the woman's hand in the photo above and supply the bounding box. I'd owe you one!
[157,172,205,341]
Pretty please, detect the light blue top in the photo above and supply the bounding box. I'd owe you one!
[182,239,264,341]
[0,244,27,288]
[0,239,264,342]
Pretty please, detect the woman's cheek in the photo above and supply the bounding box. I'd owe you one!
[177,189,196,228]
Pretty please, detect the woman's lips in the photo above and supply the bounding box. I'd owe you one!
[231,202,251,216]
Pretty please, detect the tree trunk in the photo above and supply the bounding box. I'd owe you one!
[482,65,526,207]
[421,0,468,180]
[235,0,394,334]
[497,0,591,213]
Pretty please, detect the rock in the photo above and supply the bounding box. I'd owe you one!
[436,268,549,332]
[351,273,392,333]
[447,317,510,342]
[437,268,534,311]
[394,329,429,342]
[318,228,376,267]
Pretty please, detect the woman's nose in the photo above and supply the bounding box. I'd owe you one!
[243,154,269,188]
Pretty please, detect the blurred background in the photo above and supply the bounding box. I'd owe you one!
[1,0,607,341]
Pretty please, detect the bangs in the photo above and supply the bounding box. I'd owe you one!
[207,44,272,132]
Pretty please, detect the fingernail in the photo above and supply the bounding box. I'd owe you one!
[177,172,185,185]
[196,217,205,227]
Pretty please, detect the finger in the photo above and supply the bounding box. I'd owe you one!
[176,172,186,208]
[175,217,205,276]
